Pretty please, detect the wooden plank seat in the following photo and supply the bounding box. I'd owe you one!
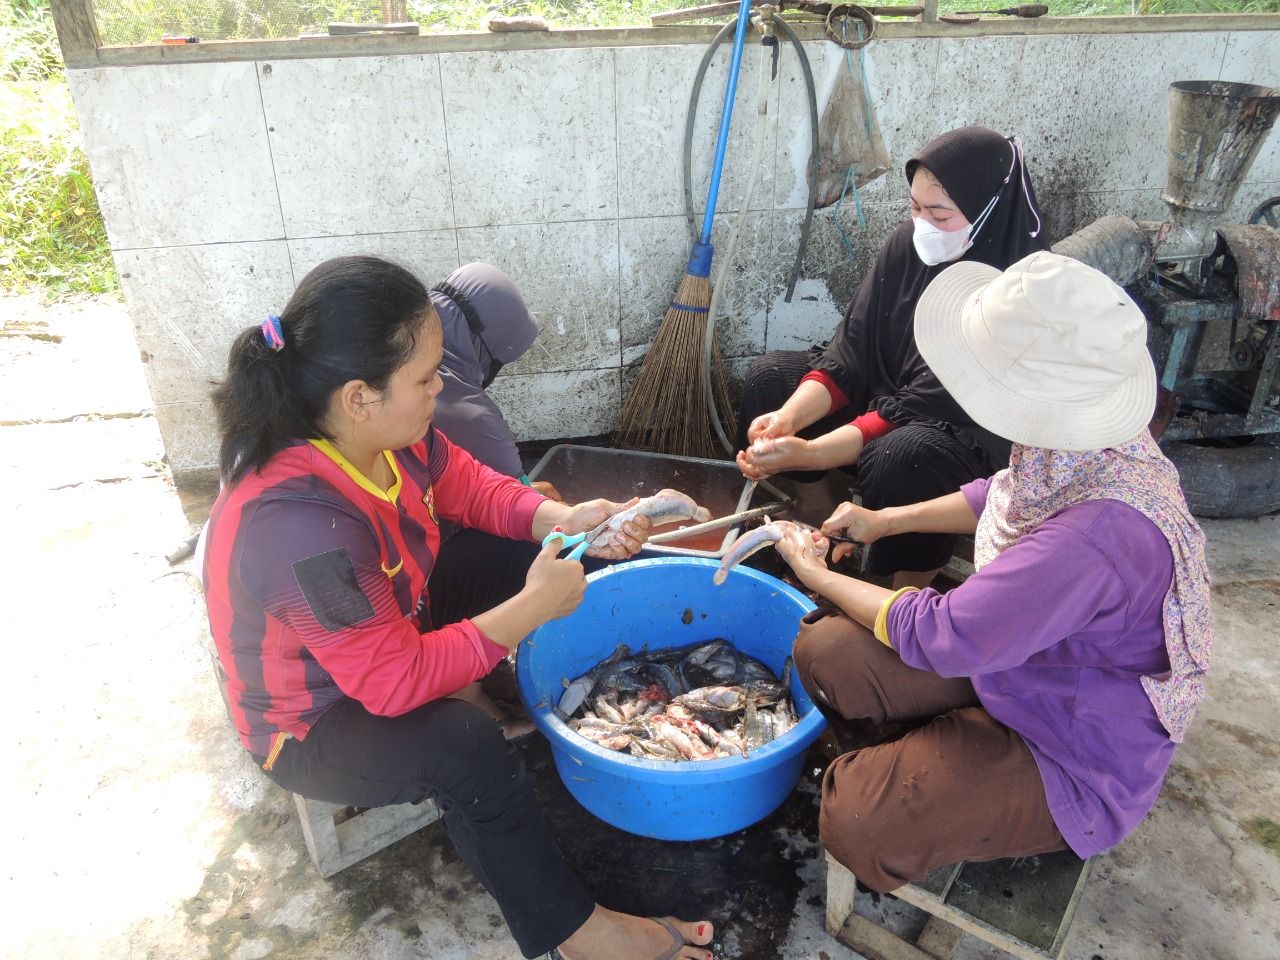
[207,645,441,878]
[826,849,1094,960]
[295,794,440,879]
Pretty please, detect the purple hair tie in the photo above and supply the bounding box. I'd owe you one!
[261,315,285,351]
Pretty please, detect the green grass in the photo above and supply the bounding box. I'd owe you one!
[1243,815,1280,855]
[1,0,116,300]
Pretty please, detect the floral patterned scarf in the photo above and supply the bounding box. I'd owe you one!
[974,431,1213,743]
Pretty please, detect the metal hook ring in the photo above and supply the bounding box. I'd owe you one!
[824,4,876,49]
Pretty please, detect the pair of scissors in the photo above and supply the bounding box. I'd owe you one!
[542,526,590,561]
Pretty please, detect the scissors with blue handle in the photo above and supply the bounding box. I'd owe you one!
[542,526,590,561]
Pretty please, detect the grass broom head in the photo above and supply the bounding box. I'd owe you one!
[615,261,723,458]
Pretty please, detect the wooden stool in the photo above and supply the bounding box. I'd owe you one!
[206,646,442,878]
[825,850,1093,960]
[294,794,441,879]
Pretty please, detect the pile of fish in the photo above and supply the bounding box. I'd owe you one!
[557,639,797,761]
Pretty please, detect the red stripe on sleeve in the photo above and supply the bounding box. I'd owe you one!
[800,370,849,411]
[851,410,897,444]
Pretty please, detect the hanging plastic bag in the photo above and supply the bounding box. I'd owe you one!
[810,9,891,209]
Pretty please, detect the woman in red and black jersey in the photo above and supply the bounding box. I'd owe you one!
[203,255,715,960]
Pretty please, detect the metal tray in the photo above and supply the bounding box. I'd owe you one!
[525,445,758,559]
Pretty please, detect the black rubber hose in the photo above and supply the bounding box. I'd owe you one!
[684,20,738,245]
[771,13,819,303]
[681,15,819,302]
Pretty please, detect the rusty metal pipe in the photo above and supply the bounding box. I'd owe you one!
[1050,215,1152,287]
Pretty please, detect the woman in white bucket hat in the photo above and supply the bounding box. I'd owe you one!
[773,252,1213,892]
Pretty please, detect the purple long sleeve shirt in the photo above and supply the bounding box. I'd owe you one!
[886,478,1177,859]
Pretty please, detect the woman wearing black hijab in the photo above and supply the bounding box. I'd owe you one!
[736,126,1048,589]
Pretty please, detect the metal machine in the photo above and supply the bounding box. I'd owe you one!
[1053,80,1280,517]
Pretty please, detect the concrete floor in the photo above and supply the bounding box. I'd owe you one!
[4,294,1279,960]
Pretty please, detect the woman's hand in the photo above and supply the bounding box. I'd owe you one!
[560,497,651,560]
[736,436,812,481]
[774,524,830,583]
[822,501,890,562]
[523,538,588,622]
[529,479,564,502]
[746,410,796,445]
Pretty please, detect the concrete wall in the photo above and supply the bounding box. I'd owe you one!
[65,25,1280,477]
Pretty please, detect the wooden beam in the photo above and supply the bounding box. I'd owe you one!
[51,0,101,69]
[835,913,940,960]
[916,915,965,959]
[85,13,1280,69]
[892,882,1057,960]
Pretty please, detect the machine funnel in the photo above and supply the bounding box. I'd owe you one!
[1159,80,1280,269]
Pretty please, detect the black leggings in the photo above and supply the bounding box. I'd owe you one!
[738,350,991,574]
[261,531,593,959]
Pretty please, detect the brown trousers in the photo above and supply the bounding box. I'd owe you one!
[795,610,1067,892]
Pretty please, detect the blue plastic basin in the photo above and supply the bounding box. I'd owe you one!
[516,557,825,841]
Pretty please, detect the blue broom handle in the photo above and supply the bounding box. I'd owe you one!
[699,0,753,246]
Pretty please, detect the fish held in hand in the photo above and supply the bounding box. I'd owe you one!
[586,488,712,548]
[713,517,791,584]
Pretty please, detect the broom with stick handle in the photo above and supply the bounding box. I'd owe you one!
[614,0,753,458]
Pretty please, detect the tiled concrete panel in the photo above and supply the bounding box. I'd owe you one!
[619,215,691,366]
[775,38,938,211]
[617,43,781,223]
[929,34,1092,202]
[858,38,940,205]
[701,210,772,360]
[457,221,620,375]
[690,44,781,221]
[773,199,907,341]
[618,213,763,359]
[67,63,281,249]
[487,368,620,440]
[1039,188,1167,244]
[442,48,618,226]
[115,241,296,406]
[260,57,454,237]
[619,208,776,365]
[1218,32,1280,187]
[761,274,843,356]
[616,45,701,221]
[1069,32,1231,194]
[288,231,459,291]
[154,399,221,475]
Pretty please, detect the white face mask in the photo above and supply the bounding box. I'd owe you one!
[911,138,1035,268]
[912,217,972,266]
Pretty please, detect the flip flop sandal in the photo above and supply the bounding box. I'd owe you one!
[546,916,697,960]
[648,916,694,960]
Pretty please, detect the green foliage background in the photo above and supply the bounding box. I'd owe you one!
[1,0,116,298]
